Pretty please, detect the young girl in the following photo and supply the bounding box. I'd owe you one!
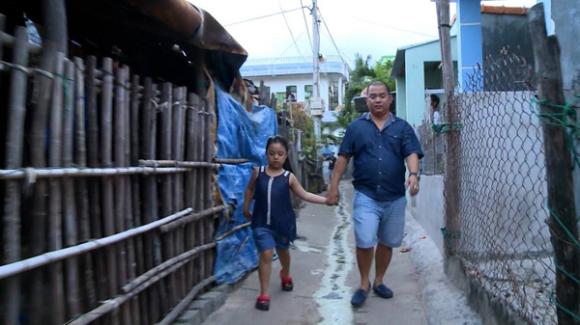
[243,135,327,311]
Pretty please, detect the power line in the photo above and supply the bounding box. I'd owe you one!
[279,0,303,57]
[317,8,350,68]
[299,0,313,52]
[224,7,305,26]
[352,16,437,38]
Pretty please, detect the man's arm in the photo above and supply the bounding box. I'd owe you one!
[405,153,420,196]
[326,155,350,205]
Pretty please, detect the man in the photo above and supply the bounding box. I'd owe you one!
[326,81,423,307]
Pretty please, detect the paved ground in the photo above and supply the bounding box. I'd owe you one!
[202,182,429,325]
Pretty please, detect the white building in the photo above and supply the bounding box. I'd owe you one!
[240,55,350,113]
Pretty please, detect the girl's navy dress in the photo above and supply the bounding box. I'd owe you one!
[251,166,297,241]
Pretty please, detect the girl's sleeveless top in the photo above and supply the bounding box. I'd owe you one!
[251,166,297,241]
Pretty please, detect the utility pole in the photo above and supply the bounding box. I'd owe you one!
[435,0,460,259]
[310,0,323,147]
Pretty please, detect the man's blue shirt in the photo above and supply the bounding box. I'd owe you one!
[339,113,423,202]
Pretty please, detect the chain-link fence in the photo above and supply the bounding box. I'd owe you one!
[446,52,562,324]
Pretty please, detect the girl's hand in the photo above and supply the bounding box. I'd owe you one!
[243,208,252,220]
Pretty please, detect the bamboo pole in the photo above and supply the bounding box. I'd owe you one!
[173,86,186,300]
[101,58,119,311]
[0,208,193,280]
[48,51,66,324]
[139,159,220,168]
[122,242,215,293]
[1,26,29,325]
[86,56,106,302]
[203,99,214,279]
[158,276,215,325]
[184,92,197,292]
[126,72,141,325]
[62,58,81,320]
[141,78,161,322]
[114,64,131,325]
[27,42,56,324]
[68,268,214,325]
[193,93,204,285]
[73,57,97,310]
[213,158,250,164]
[160,205,229,233]
[528,5,580,324]
[159,82,178,308]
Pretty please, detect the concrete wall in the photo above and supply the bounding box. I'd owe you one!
[407,175,445,254]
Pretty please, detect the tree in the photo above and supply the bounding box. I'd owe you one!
[374,56,396,92]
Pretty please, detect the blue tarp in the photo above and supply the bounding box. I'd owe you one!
[213,86,278,284]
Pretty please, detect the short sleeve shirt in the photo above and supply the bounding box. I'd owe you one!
[339,113,423,201]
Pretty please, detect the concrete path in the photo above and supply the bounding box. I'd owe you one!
[202,182,429,325]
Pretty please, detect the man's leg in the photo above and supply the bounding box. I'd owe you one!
[356,247,374,290]
[374,243,393,286]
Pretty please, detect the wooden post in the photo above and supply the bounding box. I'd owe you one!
[529,4,579,324]
[1,26,29,325]
[62,59,81,320]
[436,0,460,258]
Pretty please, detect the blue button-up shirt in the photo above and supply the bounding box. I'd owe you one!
[339,113,423,201]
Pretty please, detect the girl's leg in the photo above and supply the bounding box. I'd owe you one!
[258,249,274,295]
[276,248,291,277]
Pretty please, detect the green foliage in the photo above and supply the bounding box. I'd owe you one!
[339,54,396,130]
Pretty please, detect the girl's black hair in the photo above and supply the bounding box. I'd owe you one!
[266,135,294,173]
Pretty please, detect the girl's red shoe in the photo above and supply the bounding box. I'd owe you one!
[280,270,294,291]
[255,294,270,311]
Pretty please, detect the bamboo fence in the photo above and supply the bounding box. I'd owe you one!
[0,22,232,324]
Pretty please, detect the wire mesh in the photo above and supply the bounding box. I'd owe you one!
[448,52,558,324]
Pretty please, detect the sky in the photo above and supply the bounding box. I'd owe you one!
[190,0,537,67]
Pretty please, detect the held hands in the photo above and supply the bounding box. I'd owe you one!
[406,175,420,196]
[325,186,339,205]
[243,208,252,220]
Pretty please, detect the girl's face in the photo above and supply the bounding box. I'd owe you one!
[267,142,288,169]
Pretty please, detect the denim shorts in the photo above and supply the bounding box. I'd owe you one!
[252,227,290,252]
[352,191,407,248]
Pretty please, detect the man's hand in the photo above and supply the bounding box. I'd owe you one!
[326,186,339,205]
[243,208,252,220]
[406,175,420,196]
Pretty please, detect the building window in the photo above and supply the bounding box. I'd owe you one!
[285,85,297,102]
[304,85,313,101]
[329,80,339,110]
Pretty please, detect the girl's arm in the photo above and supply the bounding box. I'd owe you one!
[289,173,328,205]
[243,167,259,219]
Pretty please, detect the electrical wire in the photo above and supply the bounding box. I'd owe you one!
[279,0,303,57]
[299,0,313,52]
[352,16,437,38]
[224,7,305,26]
[317,8,350,68]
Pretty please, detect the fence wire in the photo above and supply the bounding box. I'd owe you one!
[448,53,559,324]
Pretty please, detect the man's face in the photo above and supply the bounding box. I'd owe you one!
[366,84,392,117]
